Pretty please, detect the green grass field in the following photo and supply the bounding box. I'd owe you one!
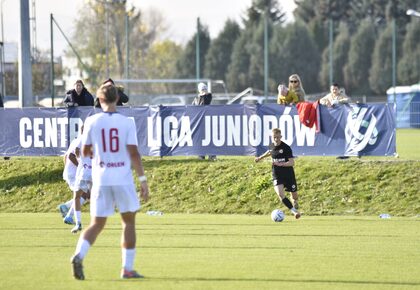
[0,213,419,290]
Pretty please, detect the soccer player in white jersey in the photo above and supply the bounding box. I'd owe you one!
[59,136,81,224]
[71,83,149,280]
[60,133,90,226]
[69,131,92,234]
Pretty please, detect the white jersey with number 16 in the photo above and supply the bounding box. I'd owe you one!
[82,112,138,186]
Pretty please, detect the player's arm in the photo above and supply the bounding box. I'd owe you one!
[255,150,271,163]
[82,145,93,158]
[68,152,78,166]
[127,145,149,202]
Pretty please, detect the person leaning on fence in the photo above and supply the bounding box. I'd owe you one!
[288,74,306,102]
[94,78,129,108]
[63,80,94,107]
[193,83,216,161]
[319,83,349,107]
[277,84,299,105]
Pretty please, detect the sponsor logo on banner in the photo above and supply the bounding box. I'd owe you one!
[344,105,379,155]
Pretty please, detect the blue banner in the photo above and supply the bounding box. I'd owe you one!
[0,104,396,157]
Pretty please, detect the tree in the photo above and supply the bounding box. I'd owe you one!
[175,22,211,79]
[319,22,350,89]
[270,21,321,93]
[70,2,166,84]
[397,20,420,85]
[343,19,376,95]
[369,24,393,94]
[204,20,241,81]
[243,0,286,26]
[226,33,252,92]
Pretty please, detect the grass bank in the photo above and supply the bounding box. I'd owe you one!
[1,155,419,216]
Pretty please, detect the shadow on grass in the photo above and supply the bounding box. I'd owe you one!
[143,276,420,287]
[0,168,63,190]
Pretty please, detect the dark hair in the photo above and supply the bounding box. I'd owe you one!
[332,83,339,87]
[74,79,84,87]
[102,78,115,85]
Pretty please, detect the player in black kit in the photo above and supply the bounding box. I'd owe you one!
[255,128,301,219]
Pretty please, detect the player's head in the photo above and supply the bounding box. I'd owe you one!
[198,83,208,94]
[74,80,84,95]
[272,128,282,143]
[330,83,340,95]
[96,83,119,104]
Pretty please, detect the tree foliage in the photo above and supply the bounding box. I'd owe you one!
[175,22,211,79]
[319,22,350,89]
[343,19,376,94]
[397,21,420,85]
[204,20,241,81]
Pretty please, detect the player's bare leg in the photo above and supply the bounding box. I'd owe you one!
[120,212,143,279]
[71,217,107,280]
[275,185,301,219]
[291,191,299,209]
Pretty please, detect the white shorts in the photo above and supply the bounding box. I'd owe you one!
[90,184,140,217]
[65,178,76,192]
[74,180,92,193]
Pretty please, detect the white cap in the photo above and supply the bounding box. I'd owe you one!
[198,83,208,93]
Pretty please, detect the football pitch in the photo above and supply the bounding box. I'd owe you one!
[0,213,419,290]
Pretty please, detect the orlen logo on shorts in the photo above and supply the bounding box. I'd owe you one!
[98,161,125,168]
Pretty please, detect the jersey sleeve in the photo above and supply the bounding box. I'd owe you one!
[81,117,93,146]
[126,117,138,146]
[285,145,294,159]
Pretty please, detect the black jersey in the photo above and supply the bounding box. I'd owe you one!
[269,142,297,191]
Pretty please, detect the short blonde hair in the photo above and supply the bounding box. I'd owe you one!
[96,84,118,104]
[272,128,281,135]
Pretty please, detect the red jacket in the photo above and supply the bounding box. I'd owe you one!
[296,101,320,132]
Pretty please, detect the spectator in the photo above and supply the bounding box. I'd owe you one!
[63,80,94,107]
[193,83,216,161]
[94,78,129,107]
[277,84,299,105]
[288,74,305,102]
[319,83,349,107]
[0,92,3,108]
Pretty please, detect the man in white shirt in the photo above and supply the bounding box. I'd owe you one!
[319,83,349,107]
[71,83,149,280]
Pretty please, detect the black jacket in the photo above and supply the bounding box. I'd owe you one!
[94,88,129,108]
[192,93,212,105]
[63,88,94,106]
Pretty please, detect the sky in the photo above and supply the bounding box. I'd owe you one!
[2,0,297,56]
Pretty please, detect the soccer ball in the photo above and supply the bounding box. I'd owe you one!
[271,209,285,222]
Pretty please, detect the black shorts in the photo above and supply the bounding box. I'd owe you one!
[272,177,298,192]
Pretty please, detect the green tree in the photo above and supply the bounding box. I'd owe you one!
[369,24,394,94]
[270,21,321,93]
[204,20,241,80]
[343,19,376,94]
[226,33,251,92]
[397,20,420,85]
[175,22,211,79]
[319,22,350,89]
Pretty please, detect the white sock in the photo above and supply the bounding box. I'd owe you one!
[75,239,90,260]
[75,211,82,225]
[122,248,136,271]
[290,207,298,214]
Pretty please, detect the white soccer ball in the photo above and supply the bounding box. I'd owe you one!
[271,209,285,222]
